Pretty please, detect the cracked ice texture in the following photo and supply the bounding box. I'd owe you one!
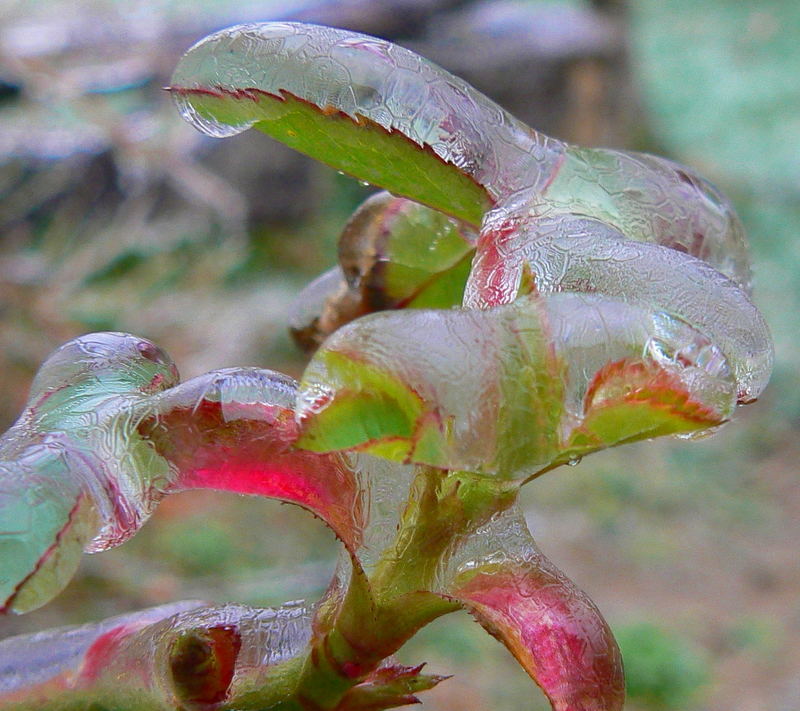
[0,20,776,711]
[297,294,739,478]
[170,22,563,201]
[172,22,772,417]
[438,504,625,711]
[0,599,313,707]
[0,333,361,613]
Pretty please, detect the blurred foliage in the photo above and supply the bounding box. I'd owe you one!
[722,616,783,658]
[616,622,708,709]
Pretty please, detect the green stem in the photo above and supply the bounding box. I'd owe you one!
[269,468,519,709]
[370,467,519,597]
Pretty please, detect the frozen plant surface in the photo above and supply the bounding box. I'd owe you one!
[0,21,773,711]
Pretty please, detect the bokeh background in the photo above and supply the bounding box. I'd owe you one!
[0,1,797,709]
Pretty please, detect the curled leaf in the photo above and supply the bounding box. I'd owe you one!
[467,212,772,402]
[0,333,179,613]
[290,192,475,352]
[453,563,624,711]
[136,368,364,552]
[170,22,772,416]
[296,294,735,478]
[0,334,363,613]
[0,600,314,708]
[0,601,205,703]
[169,21,505,225]
[440,505,624,711]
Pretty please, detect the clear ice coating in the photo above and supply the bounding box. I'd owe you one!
[289,191,475,351]
[296,293,740,477]
[0,331,422,706]
[171,21,772,414]
[0,601,205,696]
[170,22,564,202]
[0,333,362,614]
[435,502,625,711]
[0,599,313,706]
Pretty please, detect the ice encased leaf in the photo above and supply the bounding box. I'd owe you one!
[0,335,364,613]
[0,600,313,707]
[297,293,737,478]
[437,504,625,711]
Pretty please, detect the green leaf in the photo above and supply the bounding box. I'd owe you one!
[295,301,566,478]
[289,193,474,352]
[297,295,733,479]
[548,358,730,474]
[168,86,491,226]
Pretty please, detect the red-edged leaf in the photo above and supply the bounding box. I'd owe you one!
[568,358,726,453]
[1,442,103,615]
[290,193,475,352]
[170,24,505,225]
[449,559,624,711]
[169,85,491,227]
[137,370,364,552]
[585,358,723,421]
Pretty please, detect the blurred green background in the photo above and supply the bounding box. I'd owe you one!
[0,1,797,709]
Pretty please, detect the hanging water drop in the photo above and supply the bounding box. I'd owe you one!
[171,91,252,139]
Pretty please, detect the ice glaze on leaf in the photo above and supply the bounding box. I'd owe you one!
[0,333,179,614]
[169,23,572,221]
[170,21,771,408]
[439,505,624,711]
[452,563,624,711]
[336,193,475,308]
[290,192,475,352]
[0,600,314,709]
[0,601,205,703]
[466,211,772,402]
[0,335,364,614]
[169,80,491,225]
[137,369,363,552]
[296,294,737,478]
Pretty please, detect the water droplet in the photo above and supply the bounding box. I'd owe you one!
[172,92,251,139]
[567,456,581,467]
[675,426,719,441]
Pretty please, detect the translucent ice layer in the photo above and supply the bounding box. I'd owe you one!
[170,23,754,291]
[0,599,313,708]
[297,293,738,478]
[169,22,559,217]
[0,19,776,711]
[439,503,625,711]
[0,333,361,614]
[170,21,772,465]
[290,191,475,351]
